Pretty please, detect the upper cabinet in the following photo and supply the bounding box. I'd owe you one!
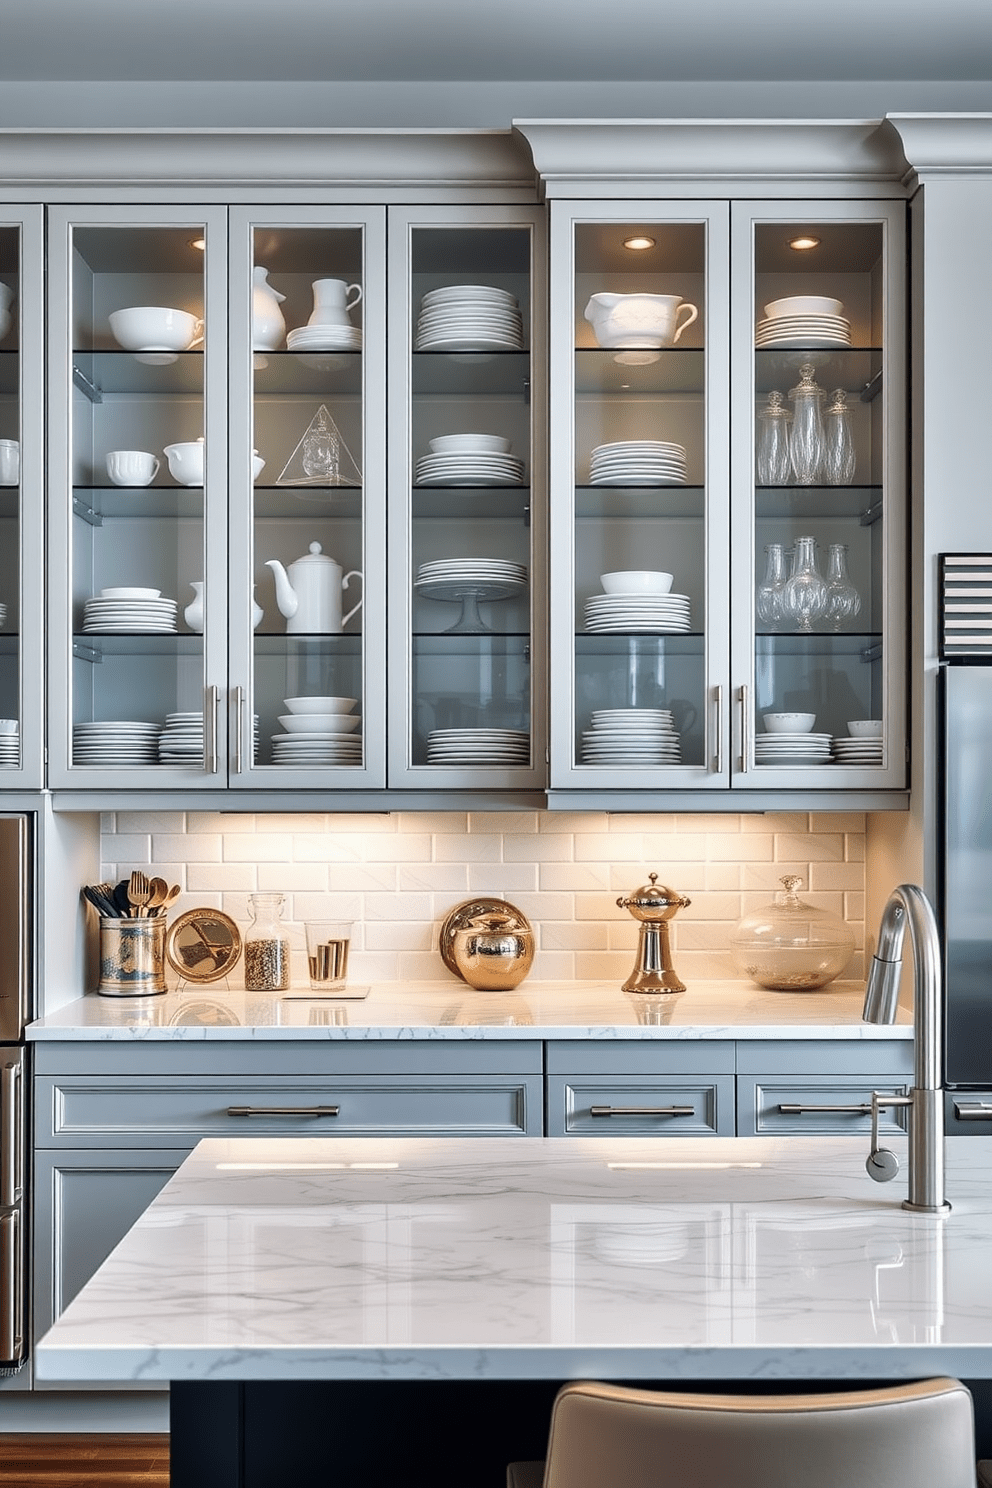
[548,197,906,798]
[0,209,44,789]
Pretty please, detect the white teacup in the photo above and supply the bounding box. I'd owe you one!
[585,292,699,350]
[0,439,18,486]
[308,278,363,327]
[109,306,203,353]
[163,439,205,486]
[106,450,159,487]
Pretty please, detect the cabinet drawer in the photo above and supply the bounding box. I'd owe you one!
[738,1076,911,1136]
[35,1074,543,1144]
[547,1074,735,1137]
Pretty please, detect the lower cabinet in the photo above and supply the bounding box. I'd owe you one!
[736,1040,914,1137]
[546,1041,737,1137]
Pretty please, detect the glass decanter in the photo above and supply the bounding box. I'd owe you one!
[781,534,828,631]
[243,892,291,990]
[755,390,791,486]
[823,542,862,630]
[821,388,856,485]
[787,363,824,485]
[755,542,787,629]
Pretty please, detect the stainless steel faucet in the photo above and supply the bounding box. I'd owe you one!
[862,883,949,1213]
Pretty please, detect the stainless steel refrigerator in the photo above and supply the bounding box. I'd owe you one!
[0,814,31,1370]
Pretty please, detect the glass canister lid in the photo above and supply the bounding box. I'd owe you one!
[617,872,691,922]
[729,875,855,991]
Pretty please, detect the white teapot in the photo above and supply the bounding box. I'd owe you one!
[266,542,363,635]
[584,292,698,350]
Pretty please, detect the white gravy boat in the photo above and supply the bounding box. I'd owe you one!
[584,292,698,349]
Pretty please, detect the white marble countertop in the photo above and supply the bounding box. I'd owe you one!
[35,1133,992,1383]
[27,980,911,1041]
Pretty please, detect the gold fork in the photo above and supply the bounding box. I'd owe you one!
[127,869,151,918]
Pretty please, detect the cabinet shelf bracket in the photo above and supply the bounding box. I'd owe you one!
[860,642,883,664]
[72,494,103,528]
[859,499,883,527]
[860,369,882,404]
[71,364,103,405]
[72,641,102,665]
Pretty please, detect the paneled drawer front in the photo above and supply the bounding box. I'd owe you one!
[548,1074,735,1137]
[739,1076,911,1136]
[35,1074,543,1143]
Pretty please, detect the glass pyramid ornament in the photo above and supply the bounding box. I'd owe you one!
[276,405,362,487]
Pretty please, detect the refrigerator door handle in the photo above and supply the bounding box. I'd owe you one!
[0,1210,23,1365]
[0,1059,21,1208]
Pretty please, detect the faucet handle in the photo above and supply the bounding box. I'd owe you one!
[865,1090,912,1184]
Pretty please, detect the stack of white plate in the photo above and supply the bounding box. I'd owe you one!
[580,709,681,765]
[286,324,362,352]
[754,731,832,766]
[832,736,884,766]
[72,720,162,765]
[415,559,528,598]
[415,450,525,486]
[415,285,523,352]
[426,728,529,765]
[583,591,691,633]
[0,724,19,769]
[0,603,7,629]
[158,711,204,764]
[754,316,852,348]
[270,699,361,766]
[83,589,178,634]
[589,441,687,486]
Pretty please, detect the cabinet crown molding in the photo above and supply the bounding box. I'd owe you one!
[887,113,992,182]
[513,118,910,196]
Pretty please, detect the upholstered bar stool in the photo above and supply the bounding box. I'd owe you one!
[508,1378,978,1488]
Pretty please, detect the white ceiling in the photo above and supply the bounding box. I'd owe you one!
[3,0,992,84]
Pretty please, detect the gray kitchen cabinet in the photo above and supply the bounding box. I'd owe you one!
[546,1039,736,1137]
[736,1039,914,1136]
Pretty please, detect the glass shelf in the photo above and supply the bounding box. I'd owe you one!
[575,347,705,395]
[411,352,530,396]
[753,348,881,398]
[72,351,203,399]
[252,351,362,395]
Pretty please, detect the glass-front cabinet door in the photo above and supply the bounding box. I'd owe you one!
[387,207,547,789]
[549,203,730,790]
[227,208,385,787]
[731,201,906,788]
[47,206,228,789]
[0,210,43,789]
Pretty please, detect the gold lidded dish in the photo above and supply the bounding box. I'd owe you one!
[440,897,535,991]
[729,874,854,990]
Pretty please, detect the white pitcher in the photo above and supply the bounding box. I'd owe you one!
[308,279,362,327]
[584,292,698,349]
[252,266,286,350]
[266,542,363,635]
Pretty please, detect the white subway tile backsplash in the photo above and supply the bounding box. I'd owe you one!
[98,809,865,984]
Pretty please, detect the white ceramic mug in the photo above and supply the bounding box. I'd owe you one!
[308,279,363,327]
[106,450,160,487]
[163,440,205,486]
[0,440,18,486]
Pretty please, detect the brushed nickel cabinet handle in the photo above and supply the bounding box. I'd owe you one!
[0,1211,22,1364]
[590,1104,695,1118]
[953,1102,992,1120]
[778,1102,873,1115]
[205,685,220,774]
[227,1105,340,1118]
[738,682,750,773]
[233,685,245,775]
[712,684,723,775]
[0,1061,21,1207]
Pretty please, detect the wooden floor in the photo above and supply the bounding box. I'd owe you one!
[0,1434,168,1486]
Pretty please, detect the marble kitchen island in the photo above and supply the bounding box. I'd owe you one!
[35,1133,992,1486]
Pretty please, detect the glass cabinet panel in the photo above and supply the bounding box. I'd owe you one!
[48,208,227,788]
[228,208,385,786]
[550,203,730,790]
[388,207,546,789]
[733,203,905,787]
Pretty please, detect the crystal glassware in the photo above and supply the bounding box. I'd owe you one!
[729,874,855,989]
[755,542,787,629]
[823,542,862,630]
[788,363,825,485]
[781,534,828,631]
[755,390,792,485]
[821,388,856,485]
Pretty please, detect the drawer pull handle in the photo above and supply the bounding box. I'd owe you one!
[590,1104,695,1118]
[777,1101,874,1115]
[953,1102,992,1120]
[227,1105,340,1118]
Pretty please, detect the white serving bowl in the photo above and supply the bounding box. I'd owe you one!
[763,711,816,733]
[763,295,844,320]
[600,570,674,595]
[847,719,883,738]
[163,440,205,486]
[283,695,357,716]
[100,587,161,599]
[428,434,511,454]
[109,306,202,352]
[278,714,361,735]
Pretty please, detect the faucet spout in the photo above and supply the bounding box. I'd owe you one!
[863,884,949,1213]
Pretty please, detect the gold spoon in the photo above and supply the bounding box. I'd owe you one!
[144,876,169,915]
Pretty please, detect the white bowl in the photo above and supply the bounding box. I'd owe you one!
[763,295,844,320]
[163,440,205,486]
[763,712,816,734]
[109,306,201,352]
[100,587,161,599]
[600,570,674,595]
[428,433,511,454]
[283,696,357,716]
[278,714,361,735]
[847,719,883,738]
[252,454,265,481]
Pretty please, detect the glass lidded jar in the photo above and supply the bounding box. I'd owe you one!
[821,388,856,485]
[243,892,291,990]
[787,363,825,485]
[755,390,792,486]
[729,875,855,990]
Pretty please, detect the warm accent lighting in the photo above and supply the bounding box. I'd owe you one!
[607,1161,763,1171]
[217,1161,399,1172]
[623,235,656,251]
[190,238,206,252]
[789,235,820,251]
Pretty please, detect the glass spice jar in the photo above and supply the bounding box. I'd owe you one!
[243,892,291,990]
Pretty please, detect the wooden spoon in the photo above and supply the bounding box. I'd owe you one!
[144,876,169,915]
